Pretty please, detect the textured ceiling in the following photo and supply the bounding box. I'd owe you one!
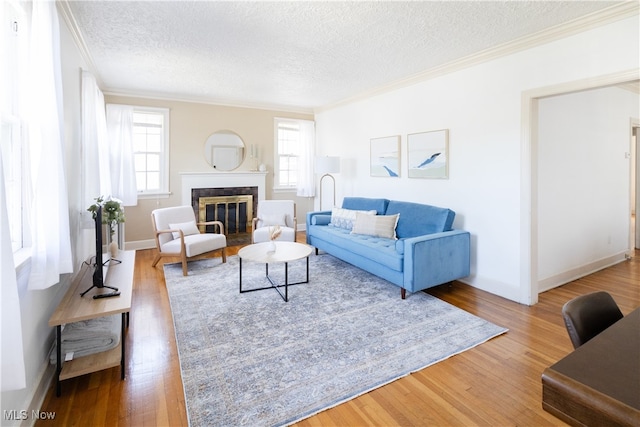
[64,1,626,111]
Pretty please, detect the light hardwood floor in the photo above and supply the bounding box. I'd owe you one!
[37,238,639,426]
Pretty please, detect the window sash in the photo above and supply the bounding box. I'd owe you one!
[131,107,169,195]
[275,119,301,188]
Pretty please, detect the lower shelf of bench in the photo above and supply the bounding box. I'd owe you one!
[59,343,121,381]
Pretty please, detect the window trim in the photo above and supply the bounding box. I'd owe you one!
[2,0,28,254]
[273,117,301,191]
[130,105,170,198]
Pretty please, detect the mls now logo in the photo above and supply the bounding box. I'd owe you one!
[3,410,27,420]
[32,410,56,420]
[3,410,56,421]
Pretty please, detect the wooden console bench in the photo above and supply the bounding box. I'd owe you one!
[49,250,135,396]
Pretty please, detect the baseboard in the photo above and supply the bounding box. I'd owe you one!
[537,251,629,293]
[124,239,155,251]
[20,359,55,427]
[458,276,523,304]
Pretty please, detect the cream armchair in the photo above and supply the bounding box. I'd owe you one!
[151,206,227,275]
[252,200,297,243]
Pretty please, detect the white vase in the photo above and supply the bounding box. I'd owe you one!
[266,240,276,253]
[109,240,119,258]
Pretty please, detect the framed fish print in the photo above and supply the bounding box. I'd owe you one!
[407,129,449,179]
[370,135,400,177]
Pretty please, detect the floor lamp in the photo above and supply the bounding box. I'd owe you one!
[316,156,341,210]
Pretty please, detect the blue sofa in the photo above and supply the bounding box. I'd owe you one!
[306,197,470,298]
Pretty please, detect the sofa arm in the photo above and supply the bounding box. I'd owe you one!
[403,230,471,293]
[306,210,332,245]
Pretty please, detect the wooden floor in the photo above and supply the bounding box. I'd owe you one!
[37,238,639,426]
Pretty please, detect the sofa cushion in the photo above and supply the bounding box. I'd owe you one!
[342,197,389,215]
[351,212,399,240]
[329,207,376,230]
[310,225,402,271]
[385,200,455,238]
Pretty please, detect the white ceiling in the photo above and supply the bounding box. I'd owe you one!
[62,1,627,112]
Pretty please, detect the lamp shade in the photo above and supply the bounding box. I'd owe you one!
[315,156,341,174]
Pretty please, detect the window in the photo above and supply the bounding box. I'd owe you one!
[1,1,27,252]
[274,118,302,189]
[132,107,169,197]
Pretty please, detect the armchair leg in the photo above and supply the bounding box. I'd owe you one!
[221,247,227,263]
[151,253,161,267]
[181,254,188,276]
[401,288,406,299]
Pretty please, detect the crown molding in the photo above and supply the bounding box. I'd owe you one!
[617,81,640,94]
[60,0,312,116]
[56,1,103,87]
[57,0,637,115]
[102,90,315,116]
[315,2,640,114]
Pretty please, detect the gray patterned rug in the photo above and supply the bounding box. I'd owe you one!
[164,253,507,427]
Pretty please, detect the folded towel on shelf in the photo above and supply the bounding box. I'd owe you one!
[49,314,121,364]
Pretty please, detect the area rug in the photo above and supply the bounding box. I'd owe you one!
[164,254,507,427]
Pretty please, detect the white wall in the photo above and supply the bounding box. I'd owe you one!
[0,9,90,423]
[537,87,639,290]
[315,15,639,304]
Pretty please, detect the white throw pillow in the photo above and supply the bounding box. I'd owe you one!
[168,220,200,239]
[259,213,287,228]
[351,212,400,240]
[329,207,376,230]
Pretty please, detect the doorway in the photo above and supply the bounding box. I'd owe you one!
[521,71,640,305]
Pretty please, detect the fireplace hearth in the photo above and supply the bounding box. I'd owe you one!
[192,186,258,245]
[181,172,267,245]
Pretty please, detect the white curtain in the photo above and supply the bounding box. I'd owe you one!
[81,71,111,205]
[106,104,137,206]
[25,0,73,290]
[296,120,316,197]
[0,154,26,391]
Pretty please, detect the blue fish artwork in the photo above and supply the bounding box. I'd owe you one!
[417,152,441,168]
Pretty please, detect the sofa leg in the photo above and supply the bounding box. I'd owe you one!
[401,288,406,299]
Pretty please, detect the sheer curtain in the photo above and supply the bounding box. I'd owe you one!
[106,104,137,206]
[296,119,316,197]
[25,0,73,290]
[81,71,111,205]
[1,156,26,391]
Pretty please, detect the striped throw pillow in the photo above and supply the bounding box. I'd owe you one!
[351,212,399,240]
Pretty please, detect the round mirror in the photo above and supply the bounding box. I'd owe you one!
[204,130,245,171]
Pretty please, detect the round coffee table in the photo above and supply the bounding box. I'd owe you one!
[238,241,313,302]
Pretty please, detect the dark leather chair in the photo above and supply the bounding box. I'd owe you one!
[562,291,623,349]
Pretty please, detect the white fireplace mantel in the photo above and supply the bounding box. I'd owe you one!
[180,172,268,206]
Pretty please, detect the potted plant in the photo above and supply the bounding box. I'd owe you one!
[88,196,125,257]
